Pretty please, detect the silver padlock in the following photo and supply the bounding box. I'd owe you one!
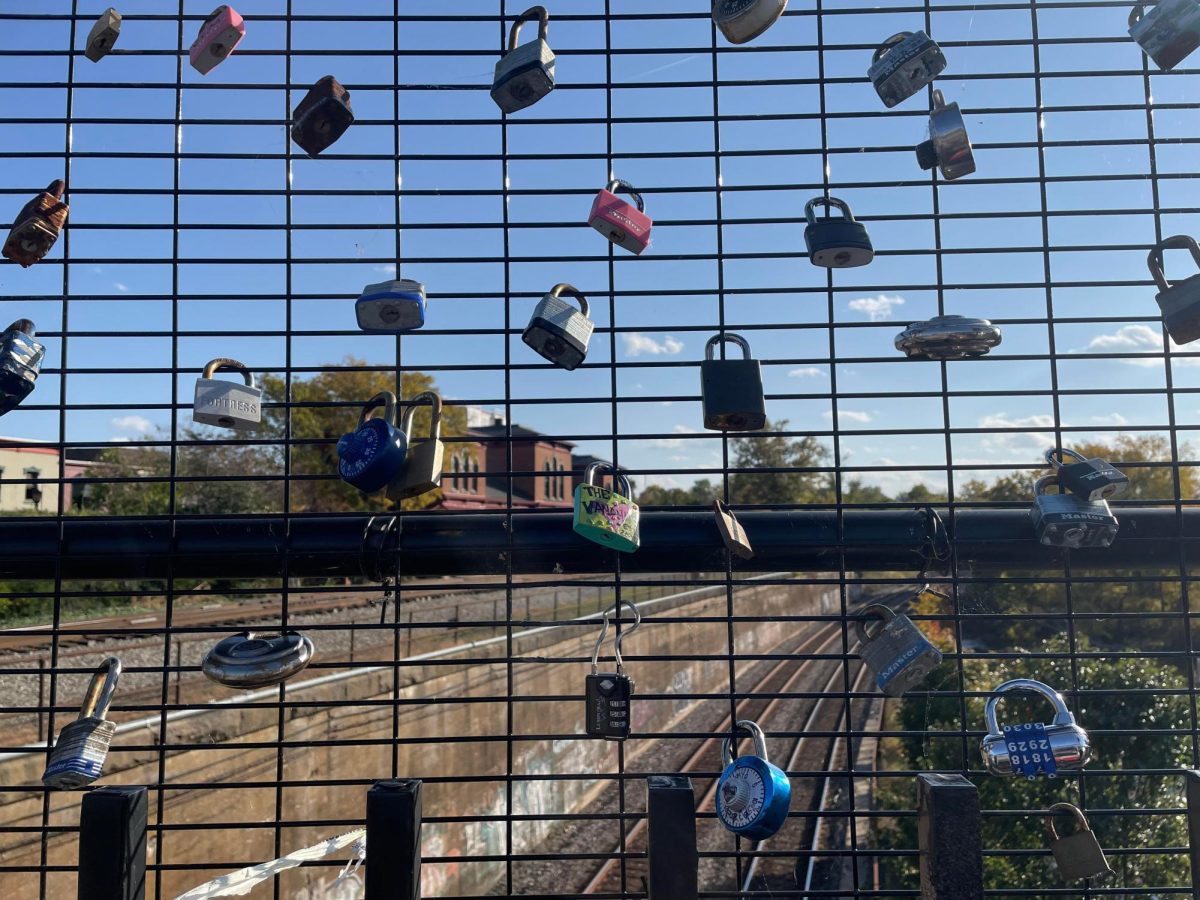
[713,0,789,45]
[980,678,1091,778]
[1031,474,1119,550]
[522,283,594,371]
[1045,803,1114,882]
[0,319,46,417]
[202,631,314,688]
[855,603,943,697]
[1148,235,1200,345]
[915,90,975,181]
[894,315,1001,360]
[42,657,121,790]
[193,358,263,431]
[85,8,122,63]
[867,31,947,108]
[388,391,444,502]
[492,6,555,114]
[1129,0,1200,71]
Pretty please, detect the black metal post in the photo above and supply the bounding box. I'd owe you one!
[78,786,147,900]
[646,775,698,900]
[1186,769,1200,898]
[366,779,422,900]
[916,773,983,900]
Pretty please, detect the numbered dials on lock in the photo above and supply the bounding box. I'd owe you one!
[717,765,768,830]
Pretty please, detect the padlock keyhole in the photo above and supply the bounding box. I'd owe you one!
[217,416,234,427]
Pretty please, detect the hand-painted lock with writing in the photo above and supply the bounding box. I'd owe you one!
[337,391,408,493]
[189,5,245,75]
[85,8,122,63]
[291,75,354,156]
[1129,0,1200,71]
[523,283,594,371]
[588,179,652,255]
[1148,234,1200,345]
[387,391,444,502]
[3,179,68,268]
[855,604,942,697]
[42,657,121,790]
[492,6,555,114]
[980,678,1091,778]
[1045,447,1129,502]
[1030,474,1119,550]
[202,631,315,689]
[867,30,946,108]
[586,600,641,741]
[356,278,427,333]
[712,0,789,45]
[1045,803,1114,882]
[702,333,767,432]
[193,358,262,431]
[915,90,975,181]
[573,461,640,553]
[804,197,874,268]
[716,720,791,840]
[0,319,45,417]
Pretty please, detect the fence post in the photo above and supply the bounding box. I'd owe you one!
[366,779,422,899]
[646,775,697,899]
[916,773,982,900]
[37,655,46,743]
[78,785,147,900]
[1186,769,1200,898]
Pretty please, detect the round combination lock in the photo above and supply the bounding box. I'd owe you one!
[715,719,791,840]
[202,631,314,688]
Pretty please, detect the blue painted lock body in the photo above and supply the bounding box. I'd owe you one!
[715,721,791,840]
[356,279,426,333]
[337,391,408,492]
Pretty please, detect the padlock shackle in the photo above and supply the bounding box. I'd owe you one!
[549,283,589,318]
[508,6,550,51]
[583,460,633,499]
[704,332,752,361]
[721,719,768,767]
[202,5,230,29]
[400,390,443,442]
[1033,473,1061,497]
[854,603,897,645]
[201,357,256,388]
[78,656,121,721]
[1044,802,1090,842]
[984,678,1076,738]
[358,390,398,428]
[604,179,645,213]
[804,196,855,225]
[5,319,36,339]
[589,598,642,674]
[931,88,947,111]
[1147,235,1200,293]
[871,31,915,63]
[1045,447,1089,469]
[1128,2,1147,27]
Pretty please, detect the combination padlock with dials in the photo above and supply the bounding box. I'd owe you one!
[492,6,555,114]
[193,358,262,430]
[42,657,121,790]
[291,75,354,157]
[585,599,642,741]
[189,5,245,75]
[573,461,640,553]
[522,283,594,371]
[894,315,1002,360]
[701,333,767,432]
[337,391,408,493]
[1045,803,1113,882]
[712,0,789,45]
[588,179,652,255]
[1148,234,1200,345]
[915,90,975,181]
[388,391,445,501]
[804,197,874,268]
[1046,447,1129,502]
[980,678,1091,779]
[356,278,427,333]
[1129,0,1200,71]
[716,720,791,840]
[85,8,122,63]
[867,31,946,108]
[1031,474,1119,550]
[3,180,69,268]
[0,319,45,416]
[855,603,943,697]
[202,631,315,689]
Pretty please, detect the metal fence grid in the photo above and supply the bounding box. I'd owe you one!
[1,0,1199,897]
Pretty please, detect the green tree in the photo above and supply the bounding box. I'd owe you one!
[728,420,830,505]
[638,478,718,507]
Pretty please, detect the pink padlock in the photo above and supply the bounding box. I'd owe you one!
[189,5,245,75]
[588,179,652,256]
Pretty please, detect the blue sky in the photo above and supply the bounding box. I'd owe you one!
[1,0,1197,498]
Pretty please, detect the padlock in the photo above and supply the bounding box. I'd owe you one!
[855,603,943,697]
[701,333,767,432]
[522,283,594,371]
[716,720,791,840]
[291,75,354,157]
[492,6,556,114]
[588,179,652,256]
[3,180,68,268]
[915,90,975,181]
[356,278,427,333]
[189,5,245,75]
[573,461,640,553]
[714,499,754,560]
[0,319,45,416]
[1129,0,1200,71]
[1045,447,1129,502]
[388,391,445,501]
[1031,474,1119,550]
[867,31,947,108]
[84,8,122,63]
[980,678,1091,778]
[585,599,641,741]
[202,631,315,689]
[894,315,1002,360]
[712,0,789,45]
[804,197,874,268]
[337,391,408,493]
[1045,803,1114,882]
[1148,235,1200,345]
[192,358,262,431]
[42,657,121,790]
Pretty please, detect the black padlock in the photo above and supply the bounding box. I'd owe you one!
[701,333,767,432]
[1148,234,1200,345]
[291,75,354,156]
[586,599,641,741]
[1046,447,1129,502]
[804,197,874,268]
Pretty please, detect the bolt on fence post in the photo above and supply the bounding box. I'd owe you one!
[916,773,983,900]
[366,779,422,899]
[78,785,147,900]
[646,775,697,899]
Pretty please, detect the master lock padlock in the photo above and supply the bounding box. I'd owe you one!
[85,8,122,62]
[193,358,262,430]
[0,319,45,416]
[356,278,427,333]
[980,678,1091,779]
[522,283,594,371]
[701,333,767,432]
[388,391,445,501]
[712,0,789,45]
[804,197,874,268]
[1031,474,1119,550]
[3,179,68,268]
[202,631,315,689]
[856,603,943,697]
[291,75,354,157]
[1045,803,1113,882]
[867,30,946,108]
[716,720,791,840]
[1045,447,1129,502]
[189,5,245,75]
[573,461,640,552]
[1129,0,1200,71]
[43,657,121,790]
[337,391,408,493]
[588,179,652,255]
[915,90,975,181]
[1149,234,1200,345]
[586,599,642,741]
[492,5,556,114]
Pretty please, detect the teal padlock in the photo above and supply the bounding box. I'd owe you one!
[572,461,640,553]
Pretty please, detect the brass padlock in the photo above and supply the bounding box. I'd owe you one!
[3,180,68,268]
[85,8,122,63]
[1148,234,1200,345]
[1045,803,1113,882]
[388,391,444,502]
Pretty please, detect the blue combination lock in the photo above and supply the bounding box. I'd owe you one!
[337,391,408,493]
[716,719,791,840]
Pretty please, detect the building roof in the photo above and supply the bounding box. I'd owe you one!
[470,424,575,448]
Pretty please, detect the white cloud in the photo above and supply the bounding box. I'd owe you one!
[113,282,128,292]
[623,333,684,357]
[788,366,827,378]
[824,409,872,423]
[111,415,153,434]
[1080,325,1200,367]
[848,294,905,322]
[976,412,1057,458]
[373,264,397,275]
[1090,413,1129,426]
[652,424,698,449]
